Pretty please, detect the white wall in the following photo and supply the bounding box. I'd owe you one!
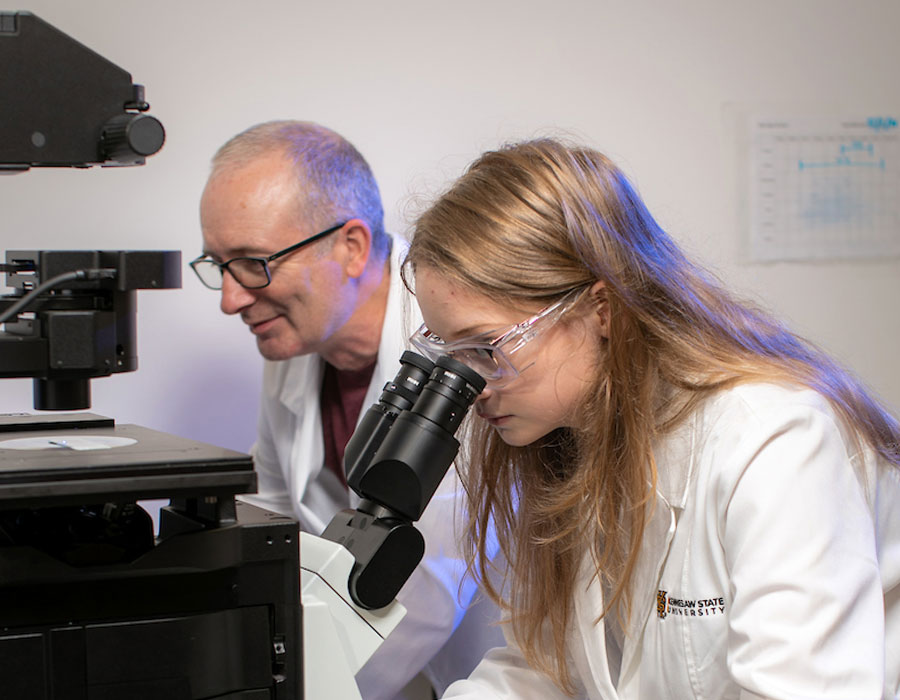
[2,0,898,453]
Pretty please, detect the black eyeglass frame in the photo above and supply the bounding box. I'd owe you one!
[189,221,348,290]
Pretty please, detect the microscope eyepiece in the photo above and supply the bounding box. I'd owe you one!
[377,350,435,411]
[410,355,485,435]
[345,352,484,522]
[324,351,485,609]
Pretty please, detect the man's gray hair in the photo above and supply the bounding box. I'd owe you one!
[211,120,389,261]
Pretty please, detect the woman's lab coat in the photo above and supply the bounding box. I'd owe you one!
[444,383,900,700]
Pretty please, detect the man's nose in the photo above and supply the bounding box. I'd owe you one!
[219,271,255,315]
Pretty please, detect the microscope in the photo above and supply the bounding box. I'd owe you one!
[1,11,300,699]
[0,12,485,699]
[303,351,484,699]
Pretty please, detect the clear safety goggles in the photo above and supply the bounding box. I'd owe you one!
[409,289,584,388]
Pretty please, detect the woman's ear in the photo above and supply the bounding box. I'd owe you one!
[590,280,610,339]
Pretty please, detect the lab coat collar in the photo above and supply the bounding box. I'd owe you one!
[653,411,697,512]
[278,352,323,416]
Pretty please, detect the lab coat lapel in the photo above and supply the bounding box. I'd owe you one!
[573,562,621,698]
[616,495,676,696]
[279,353,325,511]
[617,415,695,696]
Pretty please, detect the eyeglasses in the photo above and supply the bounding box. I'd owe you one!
[409,289,584,388]
[189,221,347,290]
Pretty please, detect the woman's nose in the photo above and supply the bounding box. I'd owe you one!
[476,384,495,402]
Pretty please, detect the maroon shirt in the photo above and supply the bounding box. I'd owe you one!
[319,360,377,489]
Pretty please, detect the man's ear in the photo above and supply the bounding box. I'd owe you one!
[590,280,610,339]
[337,218,372,278]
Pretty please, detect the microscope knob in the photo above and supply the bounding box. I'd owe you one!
[100,113,166,164]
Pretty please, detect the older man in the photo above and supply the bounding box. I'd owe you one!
[192,121,500,700]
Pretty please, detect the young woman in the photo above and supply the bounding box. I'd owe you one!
[402,139,900,699]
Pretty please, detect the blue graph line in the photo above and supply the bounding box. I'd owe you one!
[840,141,874,156]
[799,141,886,171]
[799,158,886,170]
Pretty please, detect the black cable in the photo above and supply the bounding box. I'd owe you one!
[0,263,36,273]
[0,268,117,324]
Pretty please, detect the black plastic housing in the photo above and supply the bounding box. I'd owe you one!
[0,11,165,169]
[0,501,300,700]
[0,250,182,410]
[0,414,301,699]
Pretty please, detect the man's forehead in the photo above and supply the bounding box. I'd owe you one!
[200,161,308,256]
[205,155,299,209]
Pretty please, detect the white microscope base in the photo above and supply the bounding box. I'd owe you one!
[300,532,406,700]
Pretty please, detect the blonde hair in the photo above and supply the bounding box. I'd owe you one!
[403,138,900,694]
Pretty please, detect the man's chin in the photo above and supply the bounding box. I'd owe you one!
[255,337,304,362]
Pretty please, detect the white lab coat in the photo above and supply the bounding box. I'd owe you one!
[241,237,503,700]
[444,383,900,700]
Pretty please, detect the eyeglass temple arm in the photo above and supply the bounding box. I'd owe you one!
[266,222,347,263]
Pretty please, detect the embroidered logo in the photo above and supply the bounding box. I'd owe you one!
[656,590,668,619]
[657,593,727,618]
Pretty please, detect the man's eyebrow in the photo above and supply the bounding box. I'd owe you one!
[200,246,266,261]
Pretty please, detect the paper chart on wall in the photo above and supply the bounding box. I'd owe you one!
[748,115,899,262]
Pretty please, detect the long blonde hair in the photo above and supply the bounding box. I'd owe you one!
[403,138,900,693]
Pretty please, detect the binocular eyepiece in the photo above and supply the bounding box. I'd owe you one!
[344,351,484,521]
[322,351,484,609]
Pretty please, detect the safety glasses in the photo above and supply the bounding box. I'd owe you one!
[409,289,583,387]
